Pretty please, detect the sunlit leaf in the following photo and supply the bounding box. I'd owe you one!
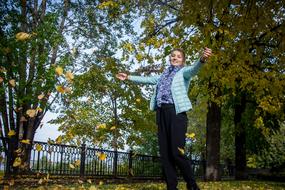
[9,79,15,87]
[55,66,63,76]
[55,136,63,144]
[15,32,31,41]
[56,85,65,93]
[65,71,74,81]
[178,147,185,155]
[8,130,16,137]
[186,132,195,139]
[97,152,107,161]
[20,139,30,144]
[35,144,43,151]
[13,157,22,167]
[38,94,45,100]
[69,163,75,169]
[26,109,36,117]
[75,160,81,167]
[110,126,116,130]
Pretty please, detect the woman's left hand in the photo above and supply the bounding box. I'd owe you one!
[201,47,213,62]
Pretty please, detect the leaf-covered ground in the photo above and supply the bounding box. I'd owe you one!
[3,180,285,190]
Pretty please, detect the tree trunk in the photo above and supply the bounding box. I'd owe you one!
[205,100,221,181]
[234,94,247,179]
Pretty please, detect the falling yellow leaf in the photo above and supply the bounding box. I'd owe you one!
[64,87,72,93]
[20,116,27,122]
[38,178,43,184]
[9,79,16,87]
[78,179,84,184]
[15,148,22,154]
[55,66,63,76]
[110,126,116,130]
[38,94,45,100]
[98,152,107,161]
[178,147,185,155]
[56,85,65,93]
[129,168,134,176]
[35,144,42,151]
[13,157,22,167]
[69,163,75,169]
[55,136,63,144]
[21,139,30,144]
[186,132,196,139]
[0,77,3,83]
[65,71,74,81]
[16,32,31,41]
[36,107,43,112]
[96,123,106,129]
[26,109,36,117]
[8,130,16,137]
[99,181,104,185]
[75,160,81,167]
[87,179,92,184]
[136,98,141,103]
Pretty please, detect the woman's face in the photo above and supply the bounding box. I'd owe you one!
[170,50,184,66]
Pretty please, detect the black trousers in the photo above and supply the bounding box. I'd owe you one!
[156,104,199,190]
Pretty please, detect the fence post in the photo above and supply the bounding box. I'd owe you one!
[113,150,118,177]
[128,150,133,177]
[80,143,86,177]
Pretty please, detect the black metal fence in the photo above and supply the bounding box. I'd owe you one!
[0,137,234,179]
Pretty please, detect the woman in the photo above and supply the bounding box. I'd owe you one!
[116,48,212,190]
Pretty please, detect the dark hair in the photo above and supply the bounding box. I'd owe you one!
[170,48,186,62]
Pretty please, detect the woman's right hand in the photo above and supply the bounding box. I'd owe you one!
[116,73,128,81]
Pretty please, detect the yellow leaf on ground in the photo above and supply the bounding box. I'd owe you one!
[21,139,30,144]
[26,109,36,117]
[55,66,63,76]
[9,79,16,87]
[136,98,141,103]
[35,144,43,151]
[8,130,16,137]
[89,186,98,190]
[178,147,185,155]
[13,157,21,167]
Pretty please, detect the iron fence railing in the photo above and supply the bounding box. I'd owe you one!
[0,137,235,179]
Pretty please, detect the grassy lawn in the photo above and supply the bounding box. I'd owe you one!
[3,180,284,190]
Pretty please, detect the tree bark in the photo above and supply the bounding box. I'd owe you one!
[234,94,247,180]
[205,100,221,181]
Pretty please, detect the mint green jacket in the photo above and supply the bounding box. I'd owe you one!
[128,60,203,114]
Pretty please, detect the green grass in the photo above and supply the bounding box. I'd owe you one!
[3,180,285,190]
